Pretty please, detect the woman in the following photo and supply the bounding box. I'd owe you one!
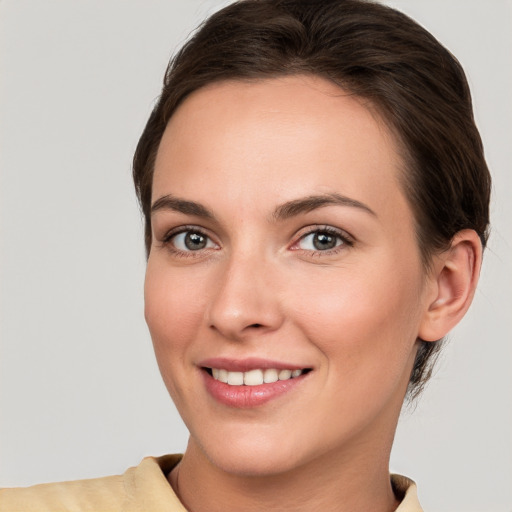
[0,0,494,510]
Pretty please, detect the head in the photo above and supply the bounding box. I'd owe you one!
[133,0,490,402]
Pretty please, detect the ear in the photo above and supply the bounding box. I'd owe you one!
[418,229,483,342]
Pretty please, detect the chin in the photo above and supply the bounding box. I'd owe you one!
[194,430,310,477]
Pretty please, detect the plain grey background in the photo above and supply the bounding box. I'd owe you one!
[1,1,511,511]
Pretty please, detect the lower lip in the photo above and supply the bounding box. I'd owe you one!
[202,370,308,408]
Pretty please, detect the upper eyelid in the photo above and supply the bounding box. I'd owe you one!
[294,225,354,242]
[162,225,214,241]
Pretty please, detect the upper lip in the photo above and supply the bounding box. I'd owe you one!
[198,357,310,372]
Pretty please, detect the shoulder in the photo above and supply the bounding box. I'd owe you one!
[392,474,424,512]
[0,473,125,512]
[0,454,184,512]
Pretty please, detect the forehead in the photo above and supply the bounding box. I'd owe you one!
[153,75,409,225]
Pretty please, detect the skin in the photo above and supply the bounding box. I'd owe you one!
[144,75,481,512]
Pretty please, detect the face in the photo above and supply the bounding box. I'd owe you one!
[145,76,434,476]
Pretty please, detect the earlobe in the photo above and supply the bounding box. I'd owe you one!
[419,229,483,342]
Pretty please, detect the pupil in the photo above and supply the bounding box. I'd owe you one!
[313,232,336,250]
[185,232,206,250]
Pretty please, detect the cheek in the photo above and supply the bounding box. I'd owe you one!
[290,263,423,384]
[144,260,208,382]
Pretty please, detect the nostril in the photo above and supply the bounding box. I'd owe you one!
[249,323,263,328]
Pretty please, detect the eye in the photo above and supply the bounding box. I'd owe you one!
[299,231,341,251]
[293,227,353,253]
[168,229,217,252]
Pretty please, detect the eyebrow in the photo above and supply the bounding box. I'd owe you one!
[271,193,376,221]
[151,194,214,219]
[150,192,376,221]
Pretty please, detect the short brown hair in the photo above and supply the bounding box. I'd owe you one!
[133,0,491,399]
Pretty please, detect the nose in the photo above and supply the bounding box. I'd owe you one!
[206,253,284,341]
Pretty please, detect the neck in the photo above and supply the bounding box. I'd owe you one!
[169,433,399,512]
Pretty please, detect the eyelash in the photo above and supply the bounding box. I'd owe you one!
[291,225,354,256]
[162,226,218,259]
[161,225,354,258]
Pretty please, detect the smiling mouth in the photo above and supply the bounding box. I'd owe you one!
[203,367,312,386]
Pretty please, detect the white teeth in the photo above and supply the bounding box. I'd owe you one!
[227,371,244,385]
[244,369,264,386]
[278,369,292,380]
[210,367,306,386]
[263,368,279,383]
